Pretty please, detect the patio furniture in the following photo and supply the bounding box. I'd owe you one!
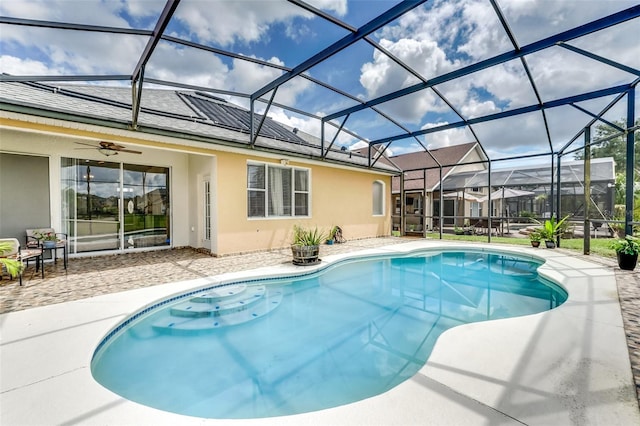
[0,238,44,285]
[473,219,501,236]
[26,228,68,269]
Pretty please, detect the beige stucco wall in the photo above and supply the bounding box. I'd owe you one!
[1,114,393,257]
[214,152,391,255]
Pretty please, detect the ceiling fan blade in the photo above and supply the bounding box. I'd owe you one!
[75,141,98,147]
[118,148,142,154]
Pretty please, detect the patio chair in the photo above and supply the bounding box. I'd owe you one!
[0,237,44,285]
[26,228,68,269]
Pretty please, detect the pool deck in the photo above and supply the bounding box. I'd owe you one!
[1,238,639,425]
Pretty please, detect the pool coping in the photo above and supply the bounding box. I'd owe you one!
[1,240,639,425]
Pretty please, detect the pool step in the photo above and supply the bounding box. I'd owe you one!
[189,284,249,303]
[152,286,283,333]
[170,285,266,318]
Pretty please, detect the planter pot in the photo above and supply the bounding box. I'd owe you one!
[43,240,56,249]
[530,241,540,248]
[291,245,321,266]
[325,239,334,245]
[617,252,638,271]
[545,240,556,249]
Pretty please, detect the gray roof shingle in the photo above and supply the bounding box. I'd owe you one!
[0,81,399,173]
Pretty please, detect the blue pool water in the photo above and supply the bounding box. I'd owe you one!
[91,250,566,419]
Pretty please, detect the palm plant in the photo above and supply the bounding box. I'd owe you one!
[0,241,23,278]
[540,215,570,241]
[292,225,327,246]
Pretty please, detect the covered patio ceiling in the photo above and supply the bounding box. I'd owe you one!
[0,0,638,168]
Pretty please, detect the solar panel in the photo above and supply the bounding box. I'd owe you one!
[184,94,307,144]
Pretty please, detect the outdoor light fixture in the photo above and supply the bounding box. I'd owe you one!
[280,159,289,166]
[98,148,118,156]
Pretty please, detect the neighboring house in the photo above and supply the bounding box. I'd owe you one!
[0,82,398,256]
[366,141,615,235]
[447,157,616,220]
[355,142,487,233]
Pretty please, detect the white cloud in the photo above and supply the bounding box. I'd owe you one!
[0,0,149,76]
[0,0,160,27]
[350,140,368,150]
[268,107,358,148]
[498,0,639,46]
[357,0,637,151]
[421,123,475,149]
[306,0,348,16]
[360,38,456,97]
[460,99,498,118]
[145,43,230,88]
[359,0,507,123]
[175,1,316,46]
[0,55,55,75]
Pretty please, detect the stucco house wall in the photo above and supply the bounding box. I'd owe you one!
[1,112,392,257]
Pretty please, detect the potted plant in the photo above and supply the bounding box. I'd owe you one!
[454,226,464,235]
[326,226,337,245]
[291,225,326,266]
[540,215,570,248]
[529,229,542,248]
[610,235,639,271]
[463,219,472,235]
[33,230,58,248]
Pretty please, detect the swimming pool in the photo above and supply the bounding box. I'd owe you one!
[91,250,567,419]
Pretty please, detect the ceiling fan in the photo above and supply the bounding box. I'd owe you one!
[75,141,142,156]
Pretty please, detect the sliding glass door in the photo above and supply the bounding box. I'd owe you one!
[62,158,170,254]
[123,164,170,249]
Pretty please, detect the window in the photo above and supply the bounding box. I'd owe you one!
[373,181,384,216]
[471,201,481,217]
[204,180,211,240]
[247,163,309,218]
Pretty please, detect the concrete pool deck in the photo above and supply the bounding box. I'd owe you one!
[1,239,639,425]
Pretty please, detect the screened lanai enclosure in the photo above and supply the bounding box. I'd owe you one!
[1,0,638,251]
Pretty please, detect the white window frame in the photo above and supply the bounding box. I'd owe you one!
[247,161,311,219]
[203,180,211,241]
[471,201,481,217]
[372,180,385,216]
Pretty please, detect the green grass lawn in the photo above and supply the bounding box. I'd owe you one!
[423,233,616,258]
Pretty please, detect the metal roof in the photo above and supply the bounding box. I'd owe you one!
[440,157,615,190]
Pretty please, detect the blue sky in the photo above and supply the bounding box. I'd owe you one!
[1,0,638,162]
